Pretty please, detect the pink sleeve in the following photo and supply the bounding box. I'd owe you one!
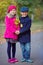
[5,16,10,27]
[5,16,16,33]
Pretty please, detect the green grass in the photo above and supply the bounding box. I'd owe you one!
[31,20,43,31]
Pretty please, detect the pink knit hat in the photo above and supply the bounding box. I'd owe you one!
[7,5,17,13]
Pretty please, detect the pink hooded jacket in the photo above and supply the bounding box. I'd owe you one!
[4,16,20,40]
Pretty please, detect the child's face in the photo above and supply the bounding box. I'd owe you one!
[9,9,16,16]
[20,12,28,17]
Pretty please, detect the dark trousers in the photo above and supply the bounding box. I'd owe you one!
[7,41,16,59]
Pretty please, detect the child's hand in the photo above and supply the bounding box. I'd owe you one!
[15,30,20,35]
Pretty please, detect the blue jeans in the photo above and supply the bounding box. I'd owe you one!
[20,42,31,60]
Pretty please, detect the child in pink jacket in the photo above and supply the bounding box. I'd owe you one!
[4,5,20,63]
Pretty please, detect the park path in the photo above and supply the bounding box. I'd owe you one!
[0,32,43,65]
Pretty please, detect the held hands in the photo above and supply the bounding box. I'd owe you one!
[15,30,20,35]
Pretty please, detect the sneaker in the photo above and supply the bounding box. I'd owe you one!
[8,59,15,63]
[26,59,33,63]
[21,58,26,62]
[13,58,18,62]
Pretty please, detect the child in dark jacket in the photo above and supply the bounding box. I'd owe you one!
[18,6,33,63]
